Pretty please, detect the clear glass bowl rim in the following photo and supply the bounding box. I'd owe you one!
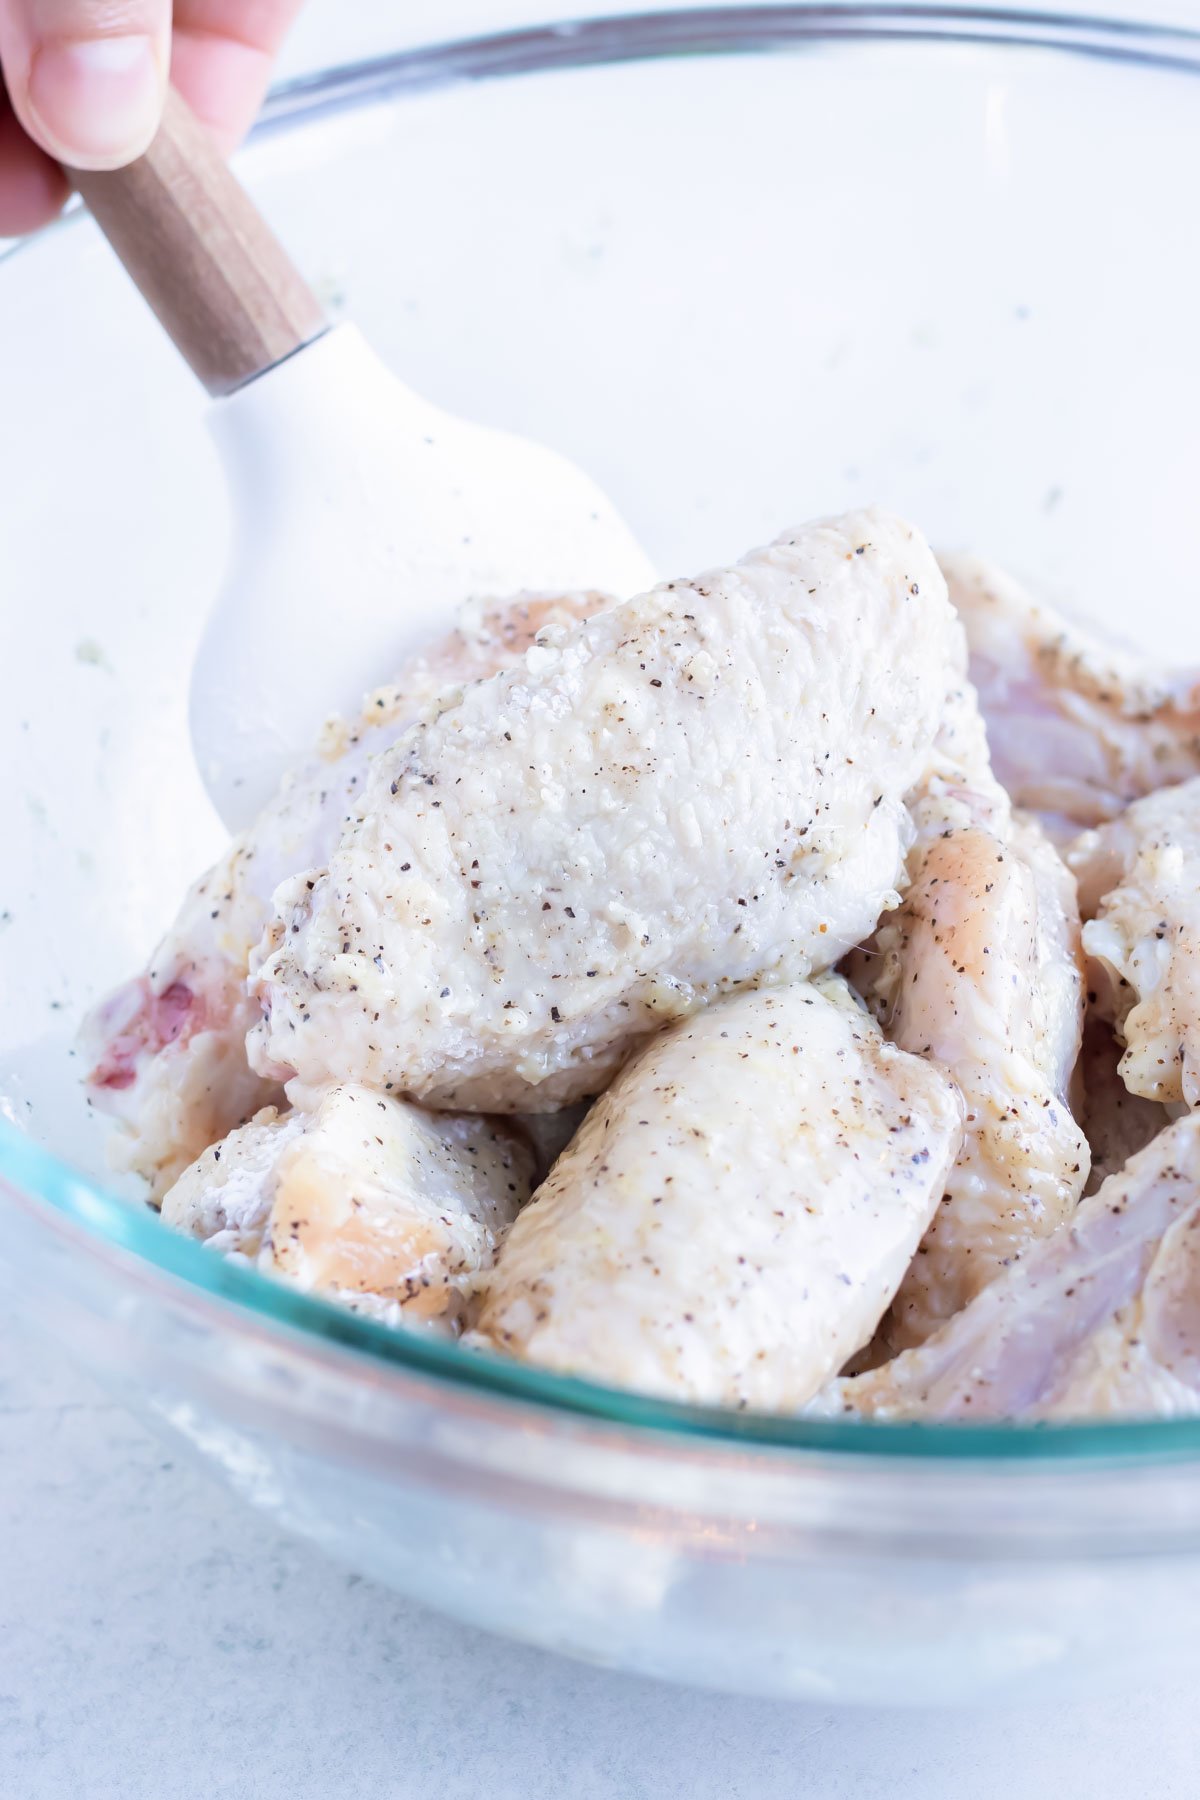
[7,3,1200,1467]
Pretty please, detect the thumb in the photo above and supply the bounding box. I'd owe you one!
[0,0,169,171]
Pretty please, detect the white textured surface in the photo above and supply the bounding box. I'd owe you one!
[3,1319,1200,1798]
[6,5,1200,1794]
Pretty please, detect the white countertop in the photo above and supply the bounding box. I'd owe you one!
[3,1318,1199,1799]
[6,5,1200,1794]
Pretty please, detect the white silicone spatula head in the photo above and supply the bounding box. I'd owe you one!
[71,91,655,832]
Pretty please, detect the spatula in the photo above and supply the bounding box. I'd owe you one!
[70,89,656,832]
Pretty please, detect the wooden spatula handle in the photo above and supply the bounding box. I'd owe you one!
[68,87,327,397]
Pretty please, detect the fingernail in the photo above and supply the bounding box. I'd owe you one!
[27,35,163,168]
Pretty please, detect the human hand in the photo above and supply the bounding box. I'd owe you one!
[0,1,304,234]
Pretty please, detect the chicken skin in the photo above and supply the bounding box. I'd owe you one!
[473,979,963,1408]
[82,592,604,1195]
[252,510,961,1113]
[162,1084,535,1326]
[819,1115,1200,1421]
[942,553,1200,840]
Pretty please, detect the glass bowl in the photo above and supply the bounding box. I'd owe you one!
[4,6,1200,1705]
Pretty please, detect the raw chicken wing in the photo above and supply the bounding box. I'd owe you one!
[252,510,961,1112]
[83,592,604,1194]
[473,979,963,1409]
[162,1084,535,1325]
[819,1114,1200,1420]
[847,700,1088,1346]
[1071,777,1200,1106]
[942,553,1200,839]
